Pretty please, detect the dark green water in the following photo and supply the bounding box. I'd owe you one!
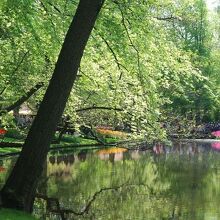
[1,140,220,219]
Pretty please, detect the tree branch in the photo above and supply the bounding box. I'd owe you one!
[76,106,123,112]
[0,82,44,116]
[12,51,29,76]
[35,181,153,219]
[35,183,126,218]
[113,1,142,82]
[78,68,101,87]
[47,2,62,14]
[154,15,182,21]
[0,87,7,96]
[39,0,62,45]
[95,30,128,80]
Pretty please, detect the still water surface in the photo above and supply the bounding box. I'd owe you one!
[0,140,220,219]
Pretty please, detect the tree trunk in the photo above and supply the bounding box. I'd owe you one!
[1,0,104,212]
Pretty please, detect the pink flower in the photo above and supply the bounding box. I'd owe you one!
[211,142,220,150]
[211,130,220,137]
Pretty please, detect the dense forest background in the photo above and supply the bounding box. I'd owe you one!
[1,0,220,140]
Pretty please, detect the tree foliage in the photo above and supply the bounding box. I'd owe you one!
[1,0,220,138]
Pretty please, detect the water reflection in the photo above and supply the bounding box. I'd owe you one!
[211,142,220,151]
[0,141,220,219]
[97,147,127,162]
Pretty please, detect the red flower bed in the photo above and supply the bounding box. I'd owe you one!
[0,128,7,138]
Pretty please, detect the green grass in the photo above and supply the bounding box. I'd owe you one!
[0,136,23,154]
[0,133,121,155]
[0,208,37,220]
[0,147,20,154]
[105,137,120,143]
[2,137,24,143]
[0,135,98,154]
[4,128,26,140]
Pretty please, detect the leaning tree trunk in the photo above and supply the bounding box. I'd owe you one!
[1,0,105,212]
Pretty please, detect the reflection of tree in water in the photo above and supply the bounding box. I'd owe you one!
[49,154,75,166]
[77,150,87,162]
[46,154,76,181]
[32,142,220,219]
[49,156,56,164]
[155,141,220,219]
[97,147,128,163]
[36,151,170,219]
[109,153,114,163]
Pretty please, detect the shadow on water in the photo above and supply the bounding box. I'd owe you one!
[1,140,220,219]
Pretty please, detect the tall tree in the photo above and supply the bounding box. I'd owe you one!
[1,0,105,212]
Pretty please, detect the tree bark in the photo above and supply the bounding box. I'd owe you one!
[1,0,104,212]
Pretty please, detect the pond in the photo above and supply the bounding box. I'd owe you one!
[0,140,220,219]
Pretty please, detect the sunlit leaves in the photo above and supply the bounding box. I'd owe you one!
[1,0,219,137]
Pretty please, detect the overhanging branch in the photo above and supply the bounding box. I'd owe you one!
[76,106,123,112]
[95,30,128,80]
[0,82,44,116]
[113,1,142,82]
[154,15,182,21]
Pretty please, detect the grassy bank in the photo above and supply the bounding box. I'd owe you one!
[0,132,123,155]
[0,208,37,220]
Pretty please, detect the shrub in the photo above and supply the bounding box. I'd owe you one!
[4,128,26,140]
